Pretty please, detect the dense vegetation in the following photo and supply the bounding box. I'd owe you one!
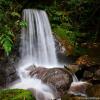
[0,1,100,99]
[0,0,26,56]
[0,0,100,56]
[0,89,35,100]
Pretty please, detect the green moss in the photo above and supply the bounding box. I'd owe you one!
[53,26,67,39]
[53,26,79,45]
[0,89,36,100]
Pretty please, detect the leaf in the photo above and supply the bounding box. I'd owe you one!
[6,36,13,44]
[3,40,13,55]
[0,27,13,55]
[7,30,14,36]
[11,12,20,17]
[55,11,63,16]
[19,21,27,28]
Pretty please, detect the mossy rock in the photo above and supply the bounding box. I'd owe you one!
[0,89,36,100]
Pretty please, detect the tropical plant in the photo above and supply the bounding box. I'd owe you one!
[0,25,14,55]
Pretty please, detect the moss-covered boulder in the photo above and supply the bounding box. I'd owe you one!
[0,89,36,100]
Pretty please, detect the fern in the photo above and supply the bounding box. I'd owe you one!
[0,25,14,55]
[11,12,20,18]
[19,20,27,28]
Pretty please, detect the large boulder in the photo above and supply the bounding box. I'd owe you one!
[28,66,73,97]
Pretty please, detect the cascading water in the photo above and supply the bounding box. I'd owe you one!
[11,9,59,100]
[10,9,87,99]
[20,9,58,67]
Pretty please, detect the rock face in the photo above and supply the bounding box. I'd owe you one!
[0,67,6,88]
[54,36,66,55]
[0,57,19,89]
[73,55,100,82]
[42,68,73,97]
[28,67,73,97]
[5,63,19,85]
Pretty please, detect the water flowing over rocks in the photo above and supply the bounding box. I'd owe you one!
[61,55,100,99]
[28,66,73,97]
[68,82,92,96]
[2,8,99,99]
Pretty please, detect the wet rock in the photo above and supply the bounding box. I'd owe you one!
[68,82,92,96]
[28,67,73,97]
[42,68,73,97]
[54,34,66,55]
[26,64,36,71]
[54,34,68,64]
[5,62,19,85]
[29,67,48,79]
[65,64,80,73]
[86,85,100,97]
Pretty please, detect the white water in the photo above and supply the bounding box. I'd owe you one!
[11,9,80,99]
[20,9,58,67]
[11,9,60,100]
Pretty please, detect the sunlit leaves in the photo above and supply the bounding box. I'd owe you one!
[0,25,14,55]
[19,20,27,28]
[2,40,13,56]
[11,12,20,17]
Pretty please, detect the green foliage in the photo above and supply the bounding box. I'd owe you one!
[0,25,14,55]
[53,25,86,55]
[0,0,23,55]
[73,45,88,56]
[0,0,99,56]
[11,12,20,18]
[19,20,27,28]
[44,0,100,55]
[0,89,36,100]
[53,26,67,39]
[0,0,12,6]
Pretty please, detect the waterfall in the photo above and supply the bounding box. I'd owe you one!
[20,9,58,67]
[11,9,60,100]
[10,9,87,99]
